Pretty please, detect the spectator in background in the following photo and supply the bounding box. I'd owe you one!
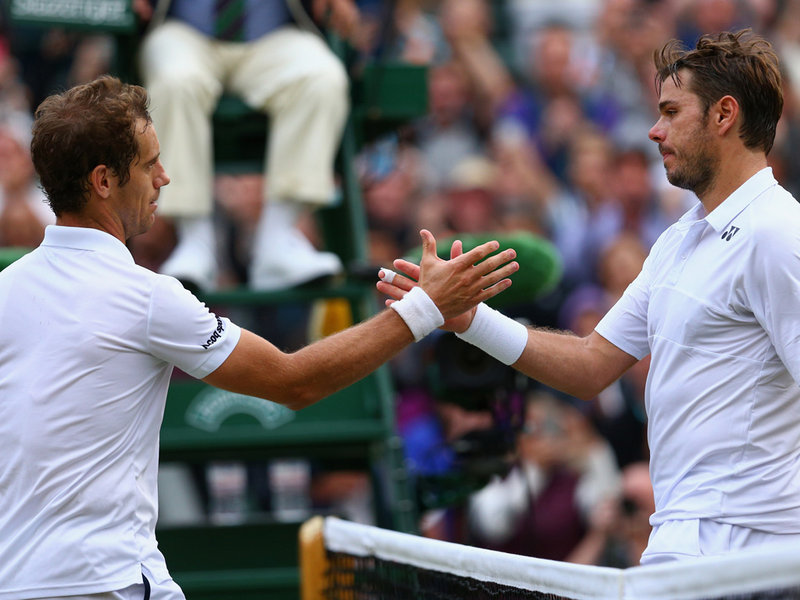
[135,0,358,291]
[571,460,655,567]
[596,232,649,303]
[440,155,502,236]
[559,235,650,469]
[360,138,423,261]
[361,0,448,65]
[490,123,557,237]
[2,15,114,111]
[0,110,54,247]
[414,60,488,193]
[438,0,510,123]
[213,172,267,287]
[547,130,620,289]
[608,146,674,248]
[491,20,620,182]
[468,390,620,562]
[592,0,672,153]
[675,0,748,48]
[0,35,32,113]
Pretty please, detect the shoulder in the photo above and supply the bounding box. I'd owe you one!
[736,186,800,285]
[747,185,800,250]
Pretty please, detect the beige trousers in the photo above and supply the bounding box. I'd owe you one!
[138,20,349,217]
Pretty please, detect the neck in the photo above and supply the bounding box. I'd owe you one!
[56,209,126,243]
[698,148,768,214]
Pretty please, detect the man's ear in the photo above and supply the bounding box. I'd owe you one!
[714,95,739,136]
[88,165,113,199]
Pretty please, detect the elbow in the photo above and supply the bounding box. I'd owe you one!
[276,376,333,411]
[569,372,617,402]
[277,388,322,412]
[571,387,602,402]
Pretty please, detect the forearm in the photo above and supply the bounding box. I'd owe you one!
[279,309,415,408]
[205,310,414,410]
[512,328,616,400]
[205,231,517,408]
[457,305,636,400]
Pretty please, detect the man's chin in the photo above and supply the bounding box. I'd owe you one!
[128,217,156,241]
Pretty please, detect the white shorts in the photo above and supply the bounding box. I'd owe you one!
[641,519,800,565]
[39,572,185,600]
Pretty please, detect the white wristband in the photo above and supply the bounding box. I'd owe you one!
[456,302,528,365]
[390,286,445,341]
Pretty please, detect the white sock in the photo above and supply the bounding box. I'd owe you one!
[258,200,301,237]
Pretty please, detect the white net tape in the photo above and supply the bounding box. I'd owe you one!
[323,517,800,600]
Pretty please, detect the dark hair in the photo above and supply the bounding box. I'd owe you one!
[653,29,783,154]
[31,75,151,216]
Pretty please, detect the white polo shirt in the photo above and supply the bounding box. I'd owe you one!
[596,168,800,533]
[0,226,241,599]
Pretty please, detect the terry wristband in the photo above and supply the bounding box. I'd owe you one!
[456,302,528,365]
[390,286,445,341]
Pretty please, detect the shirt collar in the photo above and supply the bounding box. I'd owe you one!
[704,167,777,232]
[41,225,135,265]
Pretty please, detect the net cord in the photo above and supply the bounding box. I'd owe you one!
[323,516,621,600]
[322,517,800,600]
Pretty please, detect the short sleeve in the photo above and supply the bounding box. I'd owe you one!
[744,216,800,385]
[594,251,654,361]
[146,276,242,378]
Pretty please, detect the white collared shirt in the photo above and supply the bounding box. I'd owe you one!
[0,226,241,598]
[596,168,800,532]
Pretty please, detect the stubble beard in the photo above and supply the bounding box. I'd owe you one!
[664,117,719,199]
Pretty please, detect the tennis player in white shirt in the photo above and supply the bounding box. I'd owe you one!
[379,29,800,565]
[0,75,518,600]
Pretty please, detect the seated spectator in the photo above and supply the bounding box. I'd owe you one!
[135,0,359,291]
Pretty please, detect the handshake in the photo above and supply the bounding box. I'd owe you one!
[374,229,559,366]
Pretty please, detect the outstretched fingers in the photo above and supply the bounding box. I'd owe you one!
[456,239,501,267]
[454,241,518,292]
[419,229,439,266]
[450,238,464,260]
[376,267,417,302]
[475,247,518,276]
[474,265,518,304]
[393,258,421,281]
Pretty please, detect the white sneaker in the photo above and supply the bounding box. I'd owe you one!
[249,228,342,291]
[160,217,218,292]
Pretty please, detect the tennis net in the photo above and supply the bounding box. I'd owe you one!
[300,516,800,600]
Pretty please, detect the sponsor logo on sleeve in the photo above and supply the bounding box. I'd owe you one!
[201,317,225,349]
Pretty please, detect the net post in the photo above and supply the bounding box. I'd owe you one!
[300,515,329,600]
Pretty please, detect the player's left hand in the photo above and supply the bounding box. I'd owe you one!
[377,237,490,333]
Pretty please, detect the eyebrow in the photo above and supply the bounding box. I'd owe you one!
[658,100,676,112]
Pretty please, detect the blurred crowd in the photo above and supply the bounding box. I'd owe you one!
[3,0,800,567]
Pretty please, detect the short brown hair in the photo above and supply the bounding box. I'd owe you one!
[31,75,151,216]
[653,29,783,154]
